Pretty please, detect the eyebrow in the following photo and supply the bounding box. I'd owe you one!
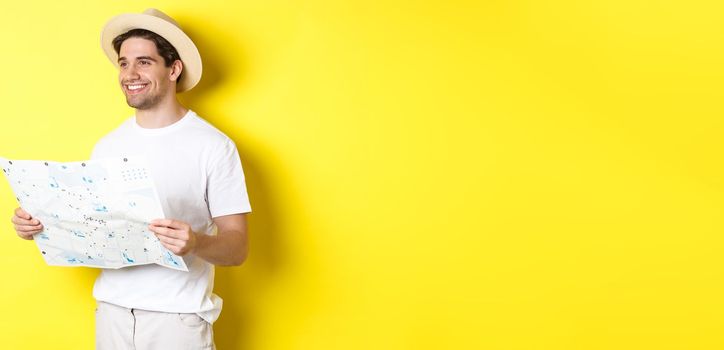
[117,56,158,63]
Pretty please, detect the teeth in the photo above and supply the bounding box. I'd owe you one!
[127,84,146,90]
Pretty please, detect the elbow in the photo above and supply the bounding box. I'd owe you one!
[229,253,246,266]
[228,246,248,266]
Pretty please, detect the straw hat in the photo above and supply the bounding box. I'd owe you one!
[100,8,202,92]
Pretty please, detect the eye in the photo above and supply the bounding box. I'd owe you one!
[119,62,128,68]
[139,60,151,66]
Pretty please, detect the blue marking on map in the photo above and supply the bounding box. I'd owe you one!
[93,204,109,212]
[38,233,50,240]
[164,251,181,266]
[71,230,86,238]
[66,257,83,264]
[122,252,135,263]
[49,163,107,191]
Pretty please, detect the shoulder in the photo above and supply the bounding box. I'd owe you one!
[184,111,236,147]
[179,111,242,168]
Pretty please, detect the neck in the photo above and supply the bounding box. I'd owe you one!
[135,97,189,129]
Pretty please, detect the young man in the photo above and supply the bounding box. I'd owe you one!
[10,8,251,349]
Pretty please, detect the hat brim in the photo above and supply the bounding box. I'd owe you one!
[101,13,202,92]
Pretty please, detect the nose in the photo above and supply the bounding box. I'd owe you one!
[123,63,141,80]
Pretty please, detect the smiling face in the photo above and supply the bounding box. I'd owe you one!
[117,37,181,110]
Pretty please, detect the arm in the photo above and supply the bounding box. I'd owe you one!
[149,213,249,266]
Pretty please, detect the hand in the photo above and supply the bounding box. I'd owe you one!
[148,219,197,256]
[11,207,43,240]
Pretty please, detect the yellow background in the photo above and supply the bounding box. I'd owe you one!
[1,0,723,349]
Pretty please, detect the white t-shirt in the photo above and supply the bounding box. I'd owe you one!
[90,110,252,323]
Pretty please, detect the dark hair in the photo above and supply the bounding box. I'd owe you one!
[112,29,183,82]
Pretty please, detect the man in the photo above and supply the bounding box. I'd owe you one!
[10,8,251,349]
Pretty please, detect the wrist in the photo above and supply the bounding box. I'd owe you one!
[190,230,202,254]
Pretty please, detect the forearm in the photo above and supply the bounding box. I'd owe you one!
[193,230,248,266]
[151,214,249,266]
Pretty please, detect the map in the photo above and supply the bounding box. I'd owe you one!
[0,156,188,271]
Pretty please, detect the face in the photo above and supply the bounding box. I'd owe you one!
[117,37,180,110]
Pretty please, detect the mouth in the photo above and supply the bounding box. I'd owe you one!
[123,83,149,95]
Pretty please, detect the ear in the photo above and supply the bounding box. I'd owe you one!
[170,60,184,82]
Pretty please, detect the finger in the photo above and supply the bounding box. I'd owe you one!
[150,218,175,227]
[18,233,35,240]
[148,225,180,238]
[155,233,185,247]
[158,240,190,256]
[158,241,178,254]
[15,207,31,220]
[15,224,43,232]
[17,229,40,239]
[11,216,40,226]
[150,218,187,230]
[151,226,191,240]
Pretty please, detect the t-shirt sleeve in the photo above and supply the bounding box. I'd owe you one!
[206,138,252,217]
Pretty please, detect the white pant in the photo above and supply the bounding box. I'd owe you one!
[95,301,215,350]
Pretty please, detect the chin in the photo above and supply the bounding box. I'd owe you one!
[126,96,159,110]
